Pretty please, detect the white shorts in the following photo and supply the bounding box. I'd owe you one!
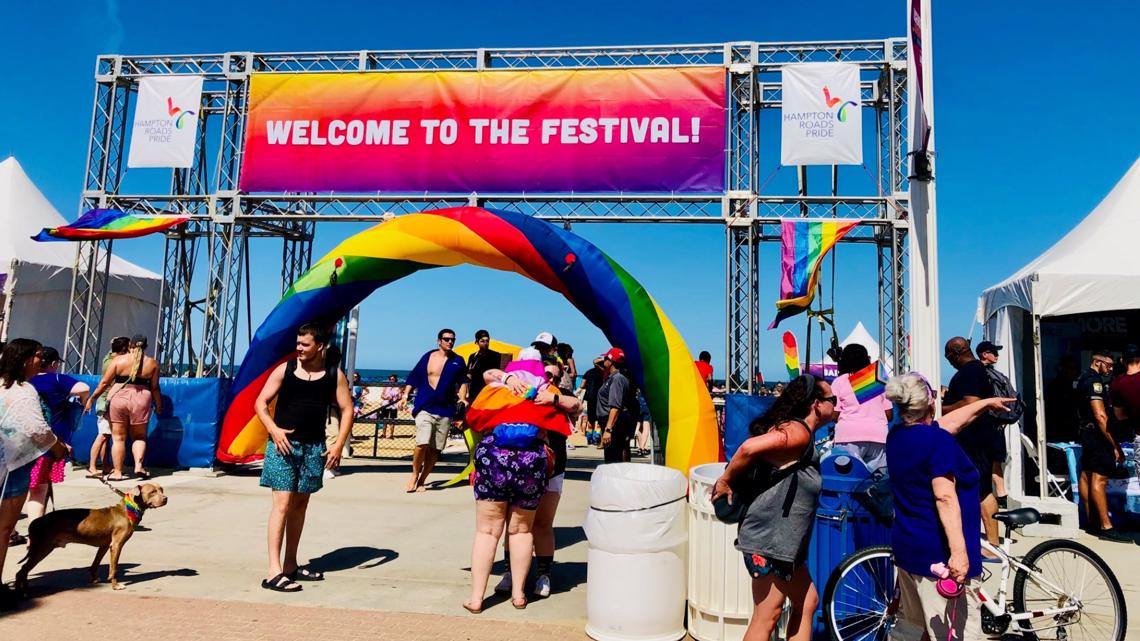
[546,473,565,494]
[97,417,112,436]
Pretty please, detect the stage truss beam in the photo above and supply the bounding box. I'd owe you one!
[67,39,917,390]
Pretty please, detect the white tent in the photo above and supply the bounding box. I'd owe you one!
[979,154,1140,510]
[0,157,161,353]
[807,321,886,377]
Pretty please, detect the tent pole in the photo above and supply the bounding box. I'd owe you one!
[1030,303,1048,500]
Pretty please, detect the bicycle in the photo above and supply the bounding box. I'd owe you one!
[822,507,1127,641]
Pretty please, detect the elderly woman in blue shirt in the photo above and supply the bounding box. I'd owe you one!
[884,373,1014,641]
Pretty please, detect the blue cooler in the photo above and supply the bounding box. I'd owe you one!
[808,453,893,636]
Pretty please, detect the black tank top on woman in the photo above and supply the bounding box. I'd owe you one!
[273,360,337,444]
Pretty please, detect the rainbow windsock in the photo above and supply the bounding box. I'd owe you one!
[32,208,189,242]
[769,220,857,329]
[466,386,573,436]
[217,207,718,475]
[782,331,800,379]
[850,360,886,404]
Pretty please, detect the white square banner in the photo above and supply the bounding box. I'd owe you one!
[127,76,203,168]
[780,63,862,166]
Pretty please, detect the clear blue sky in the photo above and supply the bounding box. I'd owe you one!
[3,1,1138,380]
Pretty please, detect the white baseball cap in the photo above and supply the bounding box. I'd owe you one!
[533,331,557,346]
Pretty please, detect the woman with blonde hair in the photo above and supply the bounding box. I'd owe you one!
[885,372,1014,641]
[85,334,162,480]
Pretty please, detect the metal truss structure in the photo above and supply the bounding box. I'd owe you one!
[64,40,916,389]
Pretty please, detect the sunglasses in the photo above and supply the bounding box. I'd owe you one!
[818,395,837,405]
[440,336,456,343]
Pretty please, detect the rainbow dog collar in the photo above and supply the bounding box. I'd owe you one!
[122,495,144,528]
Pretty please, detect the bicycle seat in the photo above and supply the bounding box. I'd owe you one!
[993,507,1040,528]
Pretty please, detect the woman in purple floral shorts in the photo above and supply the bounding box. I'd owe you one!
[463,350,580,614]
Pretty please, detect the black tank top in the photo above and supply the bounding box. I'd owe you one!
[273,360,337,443]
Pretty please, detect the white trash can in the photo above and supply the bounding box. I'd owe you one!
[584,463,688,641]
[688,463,789,641]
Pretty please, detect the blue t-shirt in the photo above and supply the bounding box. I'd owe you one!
[29,373,83,444]
[886,421,983,578]
[406,350,468,418]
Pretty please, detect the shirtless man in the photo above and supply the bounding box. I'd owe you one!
[398,329,469,493]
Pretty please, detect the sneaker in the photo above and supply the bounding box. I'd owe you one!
[996,495,1008,509]
[1097,528,1132,544]
[533,573,551,598]
[323,469,337,480]
[494,572,512,593]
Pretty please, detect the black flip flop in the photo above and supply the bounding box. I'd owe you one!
[135,471,151,480]
[261,573,302,592]
[288,565,325,581]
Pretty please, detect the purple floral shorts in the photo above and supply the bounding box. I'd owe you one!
[472,436,547,510]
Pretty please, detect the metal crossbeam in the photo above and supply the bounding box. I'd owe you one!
[68,38,918,388]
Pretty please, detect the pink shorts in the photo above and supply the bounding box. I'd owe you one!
[31,455,66,486]
[109,386,153,425]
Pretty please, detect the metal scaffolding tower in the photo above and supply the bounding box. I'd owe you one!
[63,39,918,389]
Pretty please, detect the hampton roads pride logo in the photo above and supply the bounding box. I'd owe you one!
[822,87,858,122]
[166,97,197,129]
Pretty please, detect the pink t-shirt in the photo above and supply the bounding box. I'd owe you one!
[832,372,891,444]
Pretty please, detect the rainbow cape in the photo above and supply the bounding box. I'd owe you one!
[217,207,717,475]
[465,385,573,436]
[850,360,886,404]
[32,208,189,242]
[769,220,856,329]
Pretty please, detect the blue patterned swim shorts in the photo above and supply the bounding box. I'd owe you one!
[260,440,326,494]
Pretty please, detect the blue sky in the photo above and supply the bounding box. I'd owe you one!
[3,1,1138,380]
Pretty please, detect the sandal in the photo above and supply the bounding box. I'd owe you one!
[288,565,325,581]
[511,596,528,610]
[8,532,27,546]
[135,471,151,480]
[462,601,483,614]
[261,573,303,592]
[85,472,104,479]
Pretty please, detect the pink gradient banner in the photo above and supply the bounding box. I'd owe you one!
[239,68,726,193]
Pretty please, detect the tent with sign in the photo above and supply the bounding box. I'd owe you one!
[805,321,885,379]
[0,157,162,350]
[979,155,1140,510]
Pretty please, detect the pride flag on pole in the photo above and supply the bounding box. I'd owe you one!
[32,208,189,242]
[769,220,857,329]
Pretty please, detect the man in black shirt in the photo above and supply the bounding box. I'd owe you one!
[465,329,502,403]
[597,348,637,463]
[1075,350,1128,541]
[942,336,999,548]
[578,357,606,445]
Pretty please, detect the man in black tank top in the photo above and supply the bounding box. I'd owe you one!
[255,323,353,593]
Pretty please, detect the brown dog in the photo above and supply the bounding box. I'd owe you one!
[15,483,168,593]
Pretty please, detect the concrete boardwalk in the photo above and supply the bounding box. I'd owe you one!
[3,442,1140,640]
[0,444,608,639]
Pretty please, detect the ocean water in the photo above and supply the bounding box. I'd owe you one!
[354,368,412,384]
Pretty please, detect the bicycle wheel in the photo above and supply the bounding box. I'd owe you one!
[822,545,897,641]
[1012,538,1127,641]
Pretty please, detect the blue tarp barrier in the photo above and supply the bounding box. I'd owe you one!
[723,393,776,460]
[71,377,228,469]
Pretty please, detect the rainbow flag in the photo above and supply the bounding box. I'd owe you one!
[782,331,800,379]
[850,360,886,404]
[32,208,189,242]
[465,385,573,436]
[769,220,857,329]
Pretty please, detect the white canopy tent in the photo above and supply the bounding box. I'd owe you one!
[0,157,161,354]
[807,321,887,378]
[980,154,1140,507]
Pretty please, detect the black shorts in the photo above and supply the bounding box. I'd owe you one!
[379,407,397,420]
[1080,426,1119,477]
[989,425,1008,464]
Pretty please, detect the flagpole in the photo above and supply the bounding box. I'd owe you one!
[906,0,941,395]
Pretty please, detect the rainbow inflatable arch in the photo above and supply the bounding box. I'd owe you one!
[217,207,718,474]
